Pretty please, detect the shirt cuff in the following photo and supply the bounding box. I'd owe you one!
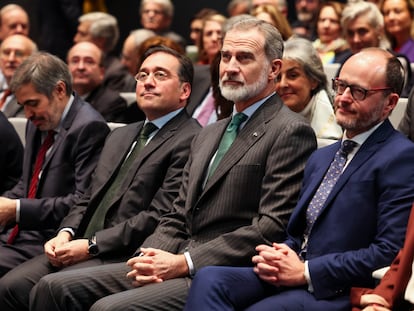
[304,260,314,292]
[183,251,195,278]
[15,199,20,222]
[59,227,75,237]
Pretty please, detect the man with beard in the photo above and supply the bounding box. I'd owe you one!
[182,48,414,311]
[292,0,321,40]
[29,16,317,311]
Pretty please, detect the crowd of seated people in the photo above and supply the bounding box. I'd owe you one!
[2,1,414,310]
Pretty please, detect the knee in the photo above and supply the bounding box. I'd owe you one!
[192,266,229,292]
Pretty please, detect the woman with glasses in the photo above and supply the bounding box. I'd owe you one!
[276,37,342,147]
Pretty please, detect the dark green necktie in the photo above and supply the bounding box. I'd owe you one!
[207,112,247,179]
[83,122,158,238]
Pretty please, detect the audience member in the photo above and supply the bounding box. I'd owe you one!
[74,12,135,92]
[187,8,218,62]
[338,1,412,97]
[228,0,252,16]
[313,1,349,64]
[252,0,288,17]
[381,0,414,62]
[0,51,109,277]
[0,4,29,42]
[197,14,227,65]
[190,14,227,125]
[183,48,414,311]
[0,111,23,193]
[351,205,414,311]
[251,4,293,40]
[0,45,201,311]
[292,0,321,40]
[277,37,342,147]
[0,34,37,118]
[139,0,186,48]
[0,4,29,92]
[121,29,155,77]
[67,41,129,123]
[398,86,414,140]
[29,17,317,311]
[36,0,82,60]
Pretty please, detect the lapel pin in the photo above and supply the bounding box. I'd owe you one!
[253,132,258,137]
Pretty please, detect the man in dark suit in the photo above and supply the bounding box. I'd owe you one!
[29,17,317,311]
[0,34,37,118]
[74,12,136,93]
[67,41,129,123]
[0,46,200,311]
[0,52,109,277]
[0,111,23,193]
[183,48,414,311]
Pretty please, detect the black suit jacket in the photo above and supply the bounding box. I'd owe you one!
[3,94,109,248]
[84,86,128,123]
[0,111,23,193]
[60,110,200,257]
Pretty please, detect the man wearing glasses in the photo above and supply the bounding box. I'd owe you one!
[182,47,414,311]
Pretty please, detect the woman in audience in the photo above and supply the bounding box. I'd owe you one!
[250,4,293,40]
[197,13,227,65]
[381,0,414,62]
[277,37,343,147]
[313,1,349,64]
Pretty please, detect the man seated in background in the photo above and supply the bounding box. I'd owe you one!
[0,34,37,118]
[67,41,129,123]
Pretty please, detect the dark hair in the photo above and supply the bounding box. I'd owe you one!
[142,45,194,87]
[386,56,405,96]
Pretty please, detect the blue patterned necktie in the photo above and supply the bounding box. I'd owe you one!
[299,140,357,259]
[207,112,247,179]
[306,140,357,231]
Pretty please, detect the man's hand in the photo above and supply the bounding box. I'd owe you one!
[252,243,307,287]
[44,231,72,267]
[52,239,90,267]
[360,294,391,311]
[126,247,189,287]
[0,197,17,227]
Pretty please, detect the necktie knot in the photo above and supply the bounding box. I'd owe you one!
[140,122,158,141]
[341,140,357,156]
[227,113,247,133]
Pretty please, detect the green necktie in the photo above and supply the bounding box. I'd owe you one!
[207,112,247,179]
[83,122,158,238]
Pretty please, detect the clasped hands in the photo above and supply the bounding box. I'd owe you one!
[126,247,188,287]
[252,242,307,287]
[44,231,89,268]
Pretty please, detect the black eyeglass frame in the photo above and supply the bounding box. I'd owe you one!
[332,78,393,101]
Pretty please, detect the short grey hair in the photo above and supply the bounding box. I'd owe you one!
[10,51,73,97]
[128,29,156,47]
[224,15,284,61]
[79,12,119,52]
[283,37,328,94]
[140,0,174,18]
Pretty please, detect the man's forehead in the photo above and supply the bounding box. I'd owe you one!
[222,30,264,52]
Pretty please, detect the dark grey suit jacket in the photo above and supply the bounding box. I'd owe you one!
[3,94,109,249]
[142,94,317,269]
[60,110,201,257]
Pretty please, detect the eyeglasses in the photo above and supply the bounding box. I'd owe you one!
[135,70,173,83]
[332,78,392,101]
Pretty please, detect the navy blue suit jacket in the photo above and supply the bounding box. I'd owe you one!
[285,119,414,301]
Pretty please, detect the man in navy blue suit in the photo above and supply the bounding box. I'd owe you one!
[183,48,414,311]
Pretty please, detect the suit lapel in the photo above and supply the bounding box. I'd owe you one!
[202,99,275,194]
[314,121,394,224]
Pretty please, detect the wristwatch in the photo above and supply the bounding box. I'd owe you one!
[88,235,99,256]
